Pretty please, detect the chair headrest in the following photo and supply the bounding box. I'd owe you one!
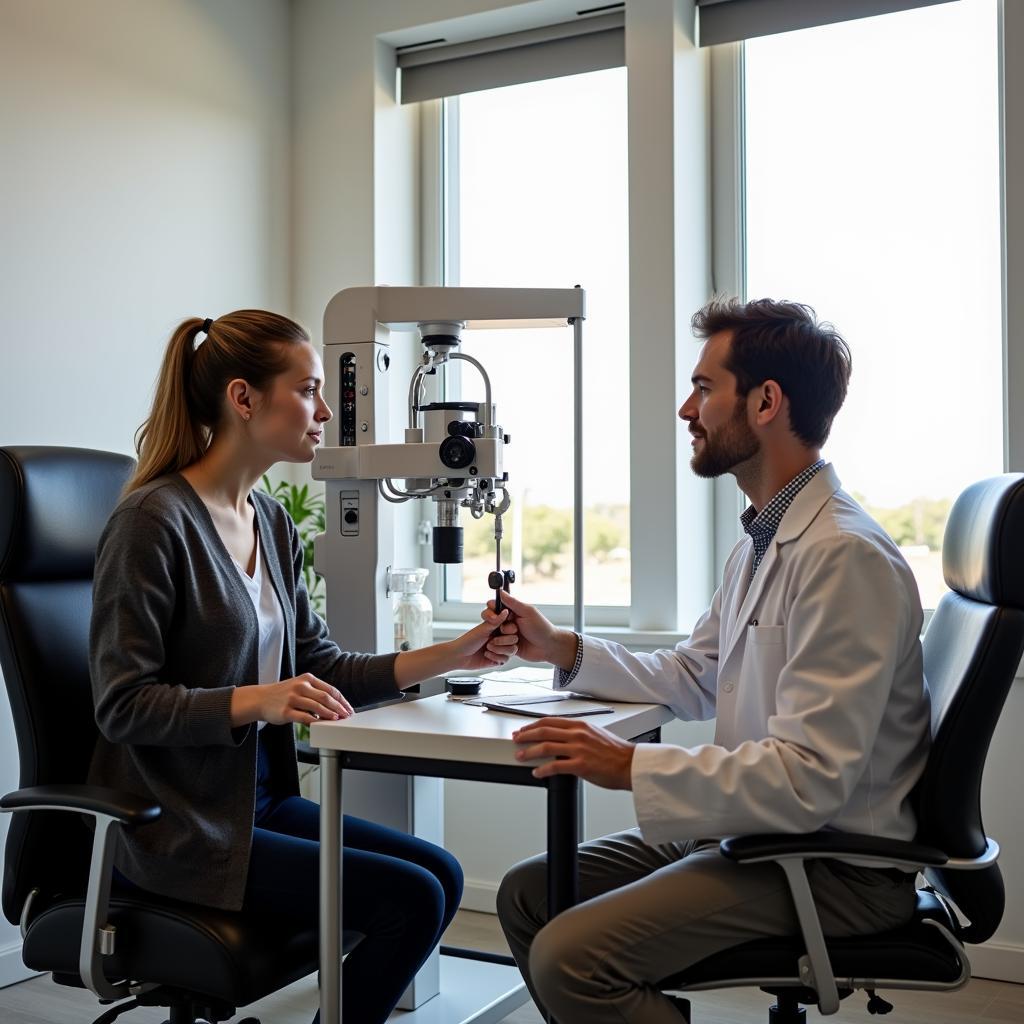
[943,473,1024,608]
[0,447,135,583]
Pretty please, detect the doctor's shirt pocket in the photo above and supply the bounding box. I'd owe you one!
[747,623,785,646]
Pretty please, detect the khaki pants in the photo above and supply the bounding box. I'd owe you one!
[497,829,916,1024]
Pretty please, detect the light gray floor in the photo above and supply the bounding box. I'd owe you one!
[2,909,1022,1023]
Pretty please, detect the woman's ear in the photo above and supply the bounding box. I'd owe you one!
[225,378,255,423]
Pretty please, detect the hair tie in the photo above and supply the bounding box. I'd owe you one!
[200,318,213,334]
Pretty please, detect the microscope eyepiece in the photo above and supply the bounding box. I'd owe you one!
[447,419,482,438]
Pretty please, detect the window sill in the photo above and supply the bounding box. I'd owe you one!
[431,621,687,653]
[434,615,1024,678]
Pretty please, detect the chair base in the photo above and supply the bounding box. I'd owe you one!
[87,987,243,1024]
[766,991,806,1024]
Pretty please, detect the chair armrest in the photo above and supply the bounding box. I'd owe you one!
[718,830,947,1016]
[296,743,318,766]
[720,831,948,870]
[0,784,161,827]
[0,784,161,1002]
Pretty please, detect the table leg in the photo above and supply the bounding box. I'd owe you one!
[546,774,580,918]
[320,749,343,1024]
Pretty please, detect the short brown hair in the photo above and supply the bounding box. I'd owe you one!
[691,297,852,448]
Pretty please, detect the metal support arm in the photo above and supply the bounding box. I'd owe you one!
[0,791,162,1002]
[718,835,1000,1015]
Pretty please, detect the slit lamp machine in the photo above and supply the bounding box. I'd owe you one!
[309,285,586,1016]
[312,285,587,655]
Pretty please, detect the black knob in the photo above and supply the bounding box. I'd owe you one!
[439,434,476,470]
[447,420,474,438]
[343,509,358,525]
[488,569,516,590]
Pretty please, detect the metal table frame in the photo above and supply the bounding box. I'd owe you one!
[318,727,662,1024]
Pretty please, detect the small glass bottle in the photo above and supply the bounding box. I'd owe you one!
[390,568,432,652]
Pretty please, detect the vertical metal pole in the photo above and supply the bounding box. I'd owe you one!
[572,301,587,849]
[573,312,584,636]
[320,750,343,1024]
[546,775,580,918]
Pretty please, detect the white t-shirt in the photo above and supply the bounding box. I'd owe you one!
[232,531,285,731]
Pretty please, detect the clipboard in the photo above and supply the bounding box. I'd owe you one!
[479,695,614,718]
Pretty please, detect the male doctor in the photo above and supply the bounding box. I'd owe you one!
[486,297,931,1024]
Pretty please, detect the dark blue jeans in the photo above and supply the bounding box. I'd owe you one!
[117,739,463,1024]
[250,737,463,1023]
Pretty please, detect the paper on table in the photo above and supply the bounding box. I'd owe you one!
[480,666,554,684]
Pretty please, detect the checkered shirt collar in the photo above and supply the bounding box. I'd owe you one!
[740,459,826,575]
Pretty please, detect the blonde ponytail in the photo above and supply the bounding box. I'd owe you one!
[124,310,309,495]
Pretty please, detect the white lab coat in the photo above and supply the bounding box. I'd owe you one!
[562,464,931,846]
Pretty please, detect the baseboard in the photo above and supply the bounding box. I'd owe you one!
[969,940,1024,984]
[460,878,499,915]
[0,937,35,990]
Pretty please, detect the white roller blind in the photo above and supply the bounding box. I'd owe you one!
[697,0,959,46]
[397,12,625,104]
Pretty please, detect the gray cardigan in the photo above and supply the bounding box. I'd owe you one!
[88,473,399,910]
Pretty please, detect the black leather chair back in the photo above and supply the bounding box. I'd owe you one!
[915,473,1024,942]
[0,446,134,927]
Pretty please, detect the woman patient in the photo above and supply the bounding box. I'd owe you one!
[88,310,518,1023]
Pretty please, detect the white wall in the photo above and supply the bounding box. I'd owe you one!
[0,0,292,986]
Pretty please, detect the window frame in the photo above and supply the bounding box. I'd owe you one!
[420,86,640,632]
[737,0,1009,614]
[416,0,1021,635]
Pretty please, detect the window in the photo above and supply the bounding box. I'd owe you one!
[434,67,631,619]
[743,0,1002,608]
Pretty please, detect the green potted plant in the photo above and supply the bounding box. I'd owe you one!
[260,475,325,754]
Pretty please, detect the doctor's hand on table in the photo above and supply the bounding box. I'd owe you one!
[513,719,635,790]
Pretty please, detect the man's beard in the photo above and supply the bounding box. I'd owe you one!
[691,398,760,479]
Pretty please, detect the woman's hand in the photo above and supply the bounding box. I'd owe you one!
[447,611,520,671]
[231,674,354,727]
[393,610,519,688]
[480,591,578,670]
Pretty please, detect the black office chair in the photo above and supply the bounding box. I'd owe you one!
[0,446,359,1024]
[659,472,1024,1022]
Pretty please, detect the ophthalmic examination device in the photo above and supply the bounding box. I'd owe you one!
[310,285,587,1019]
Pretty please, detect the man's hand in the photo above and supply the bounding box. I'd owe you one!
[513,718,635,790]
[394,610,519,689]
[481,591,578,669]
